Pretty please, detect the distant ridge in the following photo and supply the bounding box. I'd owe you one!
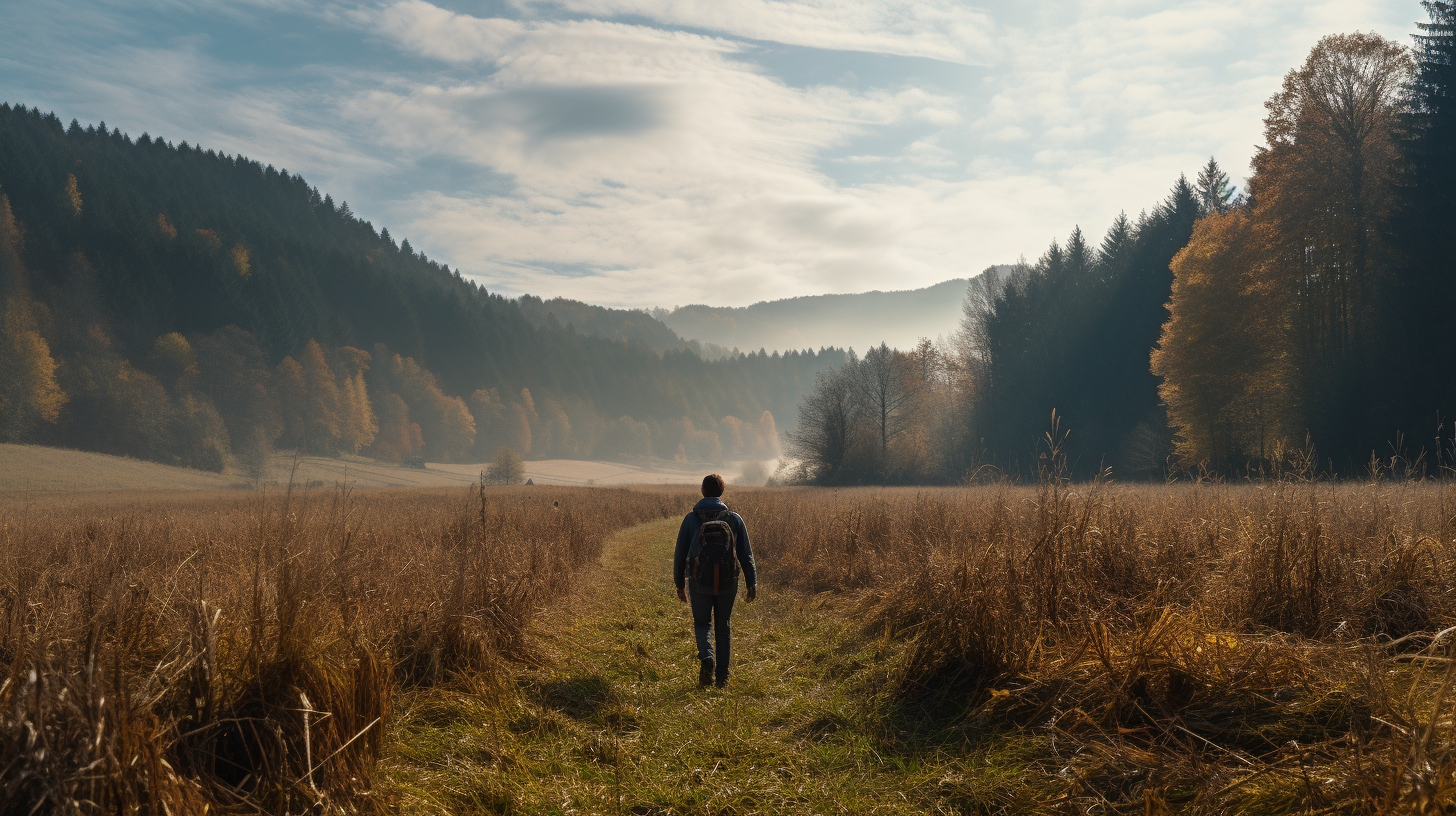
[655,272,1006,354]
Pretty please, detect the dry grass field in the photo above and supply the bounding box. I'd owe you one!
[0,483,691,813]
[0,444,709,493]
[5,479,1456,813]
[733,481,1456,813]
[0,444,247,492]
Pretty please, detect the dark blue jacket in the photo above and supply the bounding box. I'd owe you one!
[674,497,756,591]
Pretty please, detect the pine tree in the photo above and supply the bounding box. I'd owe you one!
[1097,211,1133,273]
[1384,2,1456,454]
[1194,157,1236,216]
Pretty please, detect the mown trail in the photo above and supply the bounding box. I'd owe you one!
[383,518,986,815]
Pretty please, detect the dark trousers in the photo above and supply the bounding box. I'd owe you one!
[689,583,736,681]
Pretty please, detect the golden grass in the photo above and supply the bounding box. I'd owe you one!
[0,483,691,813]
[732,481,1456,812]
[9,479,1456,814]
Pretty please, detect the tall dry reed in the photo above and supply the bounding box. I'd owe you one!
[734,481,1456,812]
[0,484,686,814]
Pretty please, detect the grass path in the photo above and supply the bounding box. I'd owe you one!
[381,518,1000,815]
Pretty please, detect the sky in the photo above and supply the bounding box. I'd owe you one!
[0,0,1423,308]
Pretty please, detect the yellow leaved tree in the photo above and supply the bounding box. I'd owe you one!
[1154,33,1412,471]
[0,194,67,440]
[1152,211,1297,467]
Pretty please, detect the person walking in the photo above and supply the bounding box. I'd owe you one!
[674,473,757,688]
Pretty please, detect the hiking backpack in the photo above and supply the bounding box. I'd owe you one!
[689,508,739,594]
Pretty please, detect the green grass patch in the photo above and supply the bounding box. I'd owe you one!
[380,518,1056,815]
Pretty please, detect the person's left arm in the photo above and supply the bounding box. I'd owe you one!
[734,514,757,600]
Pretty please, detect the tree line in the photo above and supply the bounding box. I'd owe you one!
[0,105,830,469]
[790,7,1455,483]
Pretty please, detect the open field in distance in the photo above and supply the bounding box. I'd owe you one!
[0,444,719,493]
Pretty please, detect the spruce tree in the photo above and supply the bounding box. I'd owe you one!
[1384,1,1456,460]
[1194,157,1236,216]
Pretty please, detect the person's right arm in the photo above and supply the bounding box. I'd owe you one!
[673,514,692,601]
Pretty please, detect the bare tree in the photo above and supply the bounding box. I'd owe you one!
[788,365,857,481]
[851,343,917,468]
[954,265,1008,394]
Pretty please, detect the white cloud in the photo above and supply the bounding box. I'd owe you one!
[354,0,1415,307]
[0,0,1424,311]
[353,1,956,304]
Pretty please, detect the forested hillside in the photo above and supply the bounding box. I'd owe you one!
[515,294,734,359]
[0,104,845,470]
[656,277,982,354]
[790,10,1455,483]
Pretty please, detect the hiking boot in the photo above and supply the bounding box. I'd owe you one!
[699,658,714,687]
[714,677,728,689]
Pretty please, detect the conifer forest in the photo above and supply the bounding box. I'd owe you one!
[790,16,1456,484]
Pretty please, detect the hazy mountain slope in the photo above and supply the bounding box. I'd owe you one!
[656,273,1002,353]
[515,294,734,358]
[0,104,847,468]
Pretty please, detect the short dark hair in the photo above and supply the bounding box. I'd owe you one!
[701,473,725,497]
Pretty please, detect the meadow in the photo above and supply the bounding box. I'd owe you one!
[0,485,689,813]
[4,479,1456,814]
[733,481,1456,812]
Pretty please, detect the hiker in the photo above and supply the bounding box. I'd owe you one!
[674,473,757,688]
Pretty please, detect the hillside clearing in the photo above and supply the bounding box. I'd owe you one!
[0,444,708,493]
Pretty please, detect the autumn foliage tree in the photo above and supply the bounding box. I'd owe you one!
[790,340,958,483]
[0,296,66,440]
[1157,33,1413,470]
[333,346,377,454]
[1262,34,1412,460]
[1153,211,1298,466]
[299,339,343,454]
[485,446,527,485]
[0,195,66,441]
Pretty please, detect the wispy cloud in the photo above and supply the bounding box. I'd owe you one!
[349,1,997,302]
[0,0,1423,308]
[512,0,997,63]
